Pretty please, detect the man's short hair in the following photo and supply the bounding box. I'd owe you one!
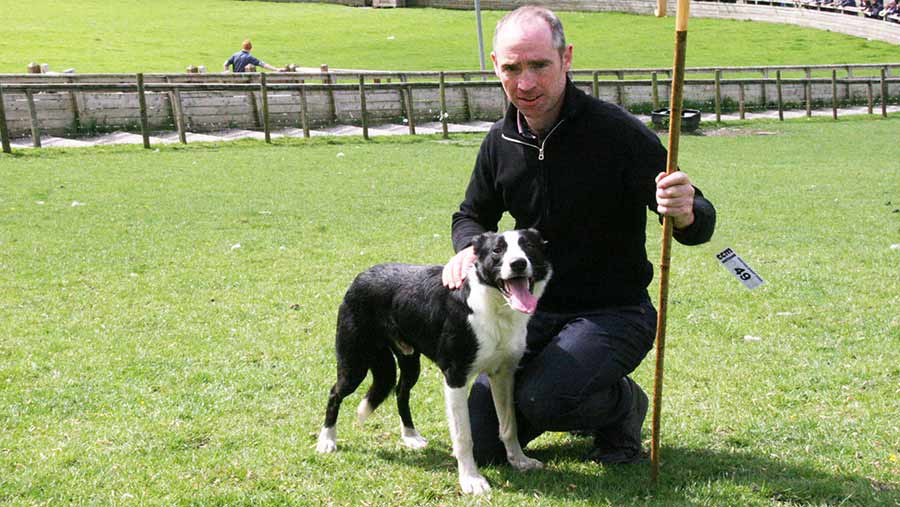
[493,5,567,55]
[242,39,253,51]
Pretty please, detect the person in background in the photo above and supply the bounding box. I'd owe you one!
[866,0,884,15]
[223,39,281,73]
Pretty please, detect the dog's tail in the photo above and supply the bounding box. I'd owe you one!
[355,346,396,424]
[336,297,398,425]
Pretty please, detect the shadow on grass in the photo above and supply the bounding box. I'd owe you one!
[376,439,897,505]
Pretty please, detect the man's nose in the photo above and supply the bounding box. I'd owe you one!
[517,70,537,91]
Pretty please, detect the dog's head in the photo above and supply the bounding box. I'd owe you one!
[471,229,552,314]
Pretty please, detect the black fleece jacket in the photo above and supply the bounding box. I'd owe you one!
[451,79,716,312]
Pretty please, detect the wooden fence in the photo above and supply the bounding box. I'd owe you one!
[1,63,898,152]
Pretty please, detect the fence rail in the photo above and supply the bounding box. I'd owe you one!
[1,63,898,152]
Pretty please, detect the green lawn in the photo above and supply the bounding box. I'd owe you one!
[1,116,898,505]
[2,0,898,74]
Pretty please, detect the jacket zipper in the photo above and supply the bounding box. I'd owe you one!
[500,119,566,226]
[501,119,565,161]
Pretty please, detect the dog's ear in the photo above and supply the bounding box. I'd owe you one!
[523,228,549,250]
[471,231,494,255]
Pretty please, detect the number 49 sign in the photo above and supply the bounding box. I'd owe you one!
[716,247,765,290]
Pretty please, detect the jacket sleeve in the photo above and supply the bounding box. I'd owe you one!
[622,115,717,246]
[672,187,716,246]
[451,133,504,252]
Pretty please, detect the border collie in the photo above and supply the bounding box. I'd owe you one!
[315,229,552,494]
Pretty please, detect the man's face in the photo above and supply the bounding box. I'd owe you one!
[491,17,572,132]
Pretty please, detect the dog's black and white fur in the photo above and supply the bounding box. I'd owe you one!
[316,229,552,494]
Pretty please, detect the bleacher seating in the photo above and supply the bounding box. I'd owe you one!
[696,0,900,22]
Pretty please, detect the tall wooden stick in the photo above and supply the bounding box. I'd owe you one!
[651,0,690,485]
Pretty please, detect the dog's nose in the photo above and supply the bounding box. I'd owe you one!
[509,259,528,273]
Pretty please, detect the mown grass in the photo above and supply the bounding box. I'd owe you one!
[1,115,898,506]
[2,0,898,74]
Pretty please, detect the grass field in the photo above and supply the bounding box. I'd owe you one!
[1,115,898,505]
[3,0,899,74]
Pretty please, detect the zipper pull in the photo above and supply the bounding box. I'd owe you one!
[538,147,545,161]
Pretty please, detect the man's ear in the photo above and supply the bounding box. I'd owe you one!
[561,44,573,73]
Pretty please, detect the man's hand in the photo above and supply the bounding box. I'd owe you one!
[655,171,695,230]
[442,246,476,289]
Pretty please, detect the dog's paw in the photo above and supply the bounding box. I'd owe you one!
[400,427,428,450]
[316,427,337,453]
[509,454,544,471]
[459,473,491,495]
[316,439,337,453]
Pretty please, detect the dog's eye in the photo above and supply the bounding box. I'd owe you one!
[492,246,504,255]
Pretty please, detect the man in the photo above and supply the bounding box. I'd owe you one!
[223,39,281,73]
[442,5,716,465]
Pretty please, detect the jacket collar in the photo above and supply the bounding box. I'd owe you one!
[501,77,588,141]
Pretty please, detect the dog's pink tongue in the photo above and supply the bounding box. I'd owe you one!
[506,278,537,314]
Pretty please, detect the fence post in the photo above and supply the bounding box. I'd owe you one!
[714,69,721,122]
[880,67,888,118]
[358,75,368,140]
[805,68,812,118]
[321,64,336,124]
[245,75,261,129]
[405,82,416,136]
[776,70,783,121]
[461,73,472,122]
[738,81,745,120]
[831,69,838,120]
[866,80,874,115]
[439,71,449,139]
[844,65,852,100]
[652,72,659,110]
[398,74,416,135]
[260,73,271,143]
[592,71,599,99]
[137,73,151,149]
[25,89,42,148]
[166,76,187,144]
[67,76,81,133]
[299,79,310,138]
[761,68,768,107]
[616,70,625,106]
[0,83,10,153]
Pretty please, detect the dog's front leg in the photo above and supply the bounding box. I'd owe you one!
[489,368,544,471]
[443,380,490,494]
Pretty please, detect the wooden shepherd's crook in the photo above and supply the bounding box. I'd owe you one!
[651,0,691,484]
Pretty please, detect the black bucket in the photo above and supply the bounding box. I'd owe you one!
[650,108,701,132]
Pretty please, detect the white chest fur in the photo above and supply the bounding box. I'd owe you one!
[465,280,531,377]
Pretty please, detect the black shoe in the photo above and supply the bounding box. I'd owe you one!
[586,378,648,465]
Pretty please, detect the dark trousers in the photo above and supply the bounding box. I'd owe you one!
[468,299,657,465]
